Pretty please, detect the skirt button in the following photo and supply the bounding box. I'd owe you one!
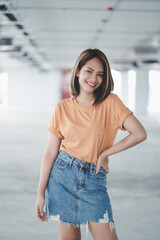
[83,162,88,166]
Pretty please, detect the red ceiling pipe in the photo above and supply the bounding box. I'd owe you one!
[107,7,114,11]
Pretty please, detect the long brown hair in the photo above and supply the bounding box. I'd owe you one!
[69,48,114,105]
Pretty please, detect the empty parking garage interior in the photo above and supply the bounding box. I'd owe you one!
[0,0,160,240]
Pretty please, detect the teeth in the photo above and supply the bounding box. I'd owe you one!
[87,81,96,86]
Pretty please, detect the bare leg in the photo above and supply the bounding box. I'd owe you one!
[88,221,118,240]
[56,221,81,240]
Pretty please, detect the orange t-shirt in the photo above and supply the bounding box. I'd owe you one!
[47,93,133,164]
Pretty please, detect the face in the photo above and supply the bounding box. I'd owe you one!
[76,57,104,95]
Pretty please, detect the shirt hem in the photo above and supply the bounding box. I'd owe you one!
[119,110,133,130]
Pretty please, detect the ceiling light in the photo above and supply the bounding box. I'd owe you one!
[0,37,12,46]
[23,32,29,36]
[1,46,22,52]
[0,4,7,11]
[4,13,17,21]
[142,59,159,64]
[22,52,28,58]
[16,24,24,30]
[0,38,13,50]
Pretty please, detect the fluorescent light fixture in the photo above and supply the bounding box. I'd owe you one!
[0,4,7,11]
[0,37,12,45]
[4,13,17,21]
[0,38,13,50]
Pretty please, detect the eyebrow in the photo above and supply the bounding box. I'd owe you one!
[86,67,104,73]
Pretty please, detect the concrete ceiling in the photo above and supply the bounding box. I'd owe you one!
[0,0,160,72]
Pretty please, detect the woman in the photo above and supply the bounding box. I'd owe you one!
[35,48,147,240]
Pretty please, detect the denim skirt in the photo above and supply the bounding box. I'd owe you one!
[44,150,114,226]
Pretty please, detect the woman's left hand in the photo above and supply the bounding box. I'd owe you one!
[96,153,109,174]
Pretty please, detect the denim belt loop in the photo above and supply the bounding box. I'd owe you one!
[90,164,94,174]
[89,165,92,174]
[69,157,74,166]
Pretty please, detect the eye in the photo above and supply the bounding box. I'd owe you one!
[86,70,92,73]
[98,73,103,77]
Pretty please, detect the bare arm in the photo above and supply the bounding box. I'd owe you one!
[35,132,61,222]
[102,114,147,157]
[96,114,147,174]
[37,132,61,196]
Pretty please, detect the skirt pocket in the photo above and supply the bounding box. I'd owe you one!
[94,168,106,179]
[54,157,70,169]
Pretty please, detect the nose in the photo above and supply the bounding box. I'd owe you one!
[90,73,97,82]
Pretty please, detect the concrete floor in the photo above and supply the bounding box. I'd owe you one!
[0,107,160,240]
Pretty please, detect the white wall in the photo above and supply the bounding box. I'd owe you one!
[0,54,62,110]
[7,67,61,111]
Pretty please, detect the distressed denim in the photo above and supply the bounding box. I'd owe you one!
[44,150,114,226]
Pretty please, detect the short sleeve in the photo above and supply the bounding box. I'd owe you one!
[111,94,133,130]
[47,104,64,139]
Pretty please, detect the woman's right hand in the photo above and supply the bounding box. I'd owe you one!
[35,194,48,222]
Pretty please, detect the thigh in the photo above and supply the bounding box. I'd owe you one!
[56,221,81,240]
[88,221,118,240]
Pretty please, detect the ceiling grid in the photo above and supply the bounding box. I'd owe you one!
[0,0,160,71]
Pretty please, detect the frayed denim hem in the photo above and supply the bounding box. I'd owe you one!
[45,214,115,238]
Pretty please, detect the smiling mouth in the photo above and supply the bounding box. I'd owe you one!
[86,81,96,87]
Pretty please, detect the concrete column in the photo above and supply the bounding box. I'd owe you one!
[121,71,128,105]
[135,69,149,115]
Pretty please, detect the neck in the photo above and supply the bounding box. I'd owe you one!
[76,92,95,106]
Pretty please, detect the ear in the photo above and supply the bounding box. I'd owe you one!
[76,69,80,77]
